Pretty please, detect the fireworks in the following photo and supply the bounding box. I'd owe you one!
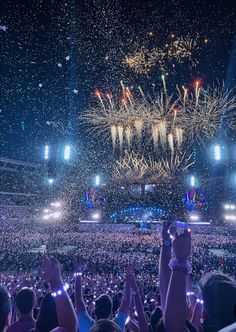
[180,84,236,143]
[82,83,236,153]
[167,35,200,66]
[113,151,149,181]
[157,153,195,179]
[123,35,201,75]
[123,46,165,75]
[113,151,194,183]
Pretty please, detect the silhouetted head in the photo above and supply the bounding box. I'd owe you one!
[16,288,36,315]
[95,294,112,320]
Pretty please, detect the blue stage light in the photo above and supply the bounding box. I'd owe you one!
[190,176,195,187]
[64,145,71,160]
[44,145,49,160]
[214,145,221,161]
[95,175,100,186]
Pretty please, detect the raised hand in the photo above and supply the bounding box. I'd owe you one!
[172,230,191,262]
[127,268,138,292]
[162,221,171,240]
[42,255,63,290]
[74,254,83,275]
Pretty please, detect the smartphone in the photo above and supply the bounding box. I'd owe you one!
[169,220,191,235]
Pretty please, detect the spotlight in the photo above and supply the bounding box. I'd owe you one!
[214,145,221,161]
[44,209,50,213]
[64,145,71,160]
[48,178,54,185]
[44,145,49,160]
[224,215,236,221]
[189,214,199,221]
[54,202,61,208]
[223,204,235,210]
[91,212,100,220]
[53,212,61,219]
[190,176,195,187]
[43,214,50,220]
[95,175,100,186]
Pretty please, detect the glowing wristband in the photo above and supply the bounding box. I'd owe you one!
[196,299,204,304]
[52,289,64,297]
[51,284,69,297]
[74,272,82,277]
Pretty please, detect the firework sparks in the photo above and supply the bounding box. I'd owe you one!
[151,123,159,148]
[123,46,165,75]
[123,35,200,75]
[113,151,194,183]
[175,127,184,147]
[111,125,117,148]
[158,121,168,146]
[167,35,200,66]
[158,153,195,179]
[125,125,132,149]
[113,151,149,181]
[134,119,144,139]
[82,83,236,151]
[168,133,174,155]
[180,84,236,143]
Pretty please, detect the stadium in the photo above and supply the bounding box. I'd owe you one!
[1,1,236,332]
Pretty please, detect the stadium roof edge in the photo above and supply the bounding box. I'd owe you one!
[0,157,42,168]
[0,191,36,196]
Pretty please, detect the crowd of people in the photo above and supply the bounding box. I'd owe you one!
[0,217,235,332]
[0,195,35,222]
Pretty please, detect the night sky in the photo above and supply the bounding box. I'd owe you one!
[1,0,236,163]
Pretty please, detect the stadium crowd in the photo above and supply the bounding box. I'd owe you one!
[0,219,235,332]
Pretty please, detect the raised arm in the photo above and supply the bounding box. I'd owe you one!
[119,270,131,316]
[130,270,149,332]
[164,230,191,332]
[74,257,94,332]
[43,256,77,332]
[191,298,203,330]
[127,318,140,332]
[159,221,172,312]
[74,257,86,314]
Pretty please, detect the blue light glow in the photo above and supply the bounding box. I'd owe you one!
[64,145,71,160]
[214,145,221,161]
[44,145,49,160]
[190,176,195,187]
[95,175,100,186]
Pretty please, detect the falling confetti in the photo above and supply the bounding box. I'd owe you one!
[0,25,8,32]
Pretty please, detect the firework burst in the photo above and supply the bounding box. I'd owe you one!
[179,83,236,143]
[113,151,149,181]
[82,83,236,152]
[167,35,200,66]
[158,153,195,180]
[113,151,194,183]
[123,35,201,75]
[123,46,165,75]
